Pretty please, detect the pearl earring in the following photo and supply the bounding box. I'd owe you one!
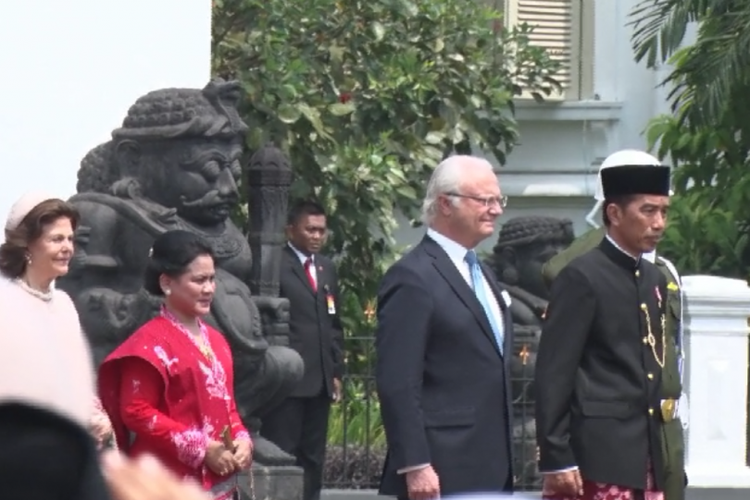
[165,289,171,296]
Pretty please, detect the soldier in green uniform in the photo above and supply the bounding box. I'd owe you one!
[541,149,687,500]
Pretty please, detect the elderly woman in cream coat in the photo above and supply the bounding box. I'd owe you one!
[0,192,113,447]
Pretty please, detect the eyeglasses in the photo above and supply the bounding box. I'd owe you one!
[445,192,508,208]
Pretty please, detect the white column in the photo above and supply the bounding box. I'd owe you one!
[0,0,211,217]
[683,275,750,487]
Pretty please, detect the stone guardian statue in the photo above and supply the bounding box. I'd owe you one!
[56,79,304,465]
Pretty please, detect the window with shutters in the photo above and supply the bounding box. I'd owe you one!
[500,0,594,101]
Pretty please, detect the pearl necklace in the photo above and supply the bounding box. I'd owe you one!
[15,278,54,302]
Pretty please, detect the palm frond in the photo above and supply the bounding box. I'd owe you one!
[665,6,750,128]
[629,0,712,68]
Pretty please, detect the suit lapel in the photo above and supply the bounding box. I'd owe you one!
[284,245,317,296]
[422,237,503,357]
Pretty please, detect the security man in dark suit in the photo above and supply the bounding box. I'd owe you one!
[261,200,344,500]
[376,155,515,500]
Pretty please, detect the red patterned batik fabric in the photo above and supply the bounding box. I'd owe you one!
[98,309,251,499]
[542,464,663,500]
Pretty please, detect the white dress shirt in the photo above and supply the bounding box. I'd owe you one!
[288,242,317,287]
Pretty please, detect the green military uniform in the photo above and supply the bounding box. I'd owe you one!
[541,227,686,500]
[541,228,606,291]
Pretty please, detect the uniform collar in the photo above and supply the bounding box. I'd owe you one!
[600,234,641,270]
[642,250,656,263]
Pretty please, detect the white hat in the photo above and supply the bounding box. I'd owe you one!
[594,149,671,201]
[4,192,57,231]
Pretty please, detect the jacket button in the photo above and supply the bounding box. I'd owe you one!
[647,373,654,380]
[648,408,654,416]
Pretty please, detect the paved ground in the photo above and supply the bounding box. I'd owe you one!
[321,487,750,500]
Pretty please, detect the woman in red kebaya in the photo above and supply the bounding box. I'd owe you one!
[98,230,252,500]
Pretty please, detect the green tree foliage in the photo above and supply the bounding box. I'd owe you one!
[645,109,750,279]
[211,0,560,378]
[632,3,750,278]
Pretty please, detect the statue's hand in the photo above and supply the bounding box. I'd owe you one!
[133,288,163,316]
[250,296,290,345]
[78,287,162,365]
[524,294,548,318]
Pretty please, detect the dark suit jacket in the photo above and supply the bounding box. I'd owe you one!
[535,237,668,490]
[280,245,345,398]
[0,402,111,500]
[375,235,514,497]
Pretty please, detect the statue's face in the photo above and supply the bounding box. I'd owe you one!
[516,241,568,299]
[139,138,243,226]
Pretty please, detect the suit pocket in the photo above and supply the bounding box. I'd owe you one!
[423,407,475,428]
[580,400,633,419]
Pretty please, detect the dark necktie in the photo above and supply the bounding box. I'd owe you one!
[304,257,317,291]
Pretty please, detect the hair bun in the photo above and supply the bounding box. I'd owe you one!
[142,230,215,296]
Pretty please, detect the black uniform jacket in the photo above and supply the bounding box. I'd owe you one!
[535,237,669,490]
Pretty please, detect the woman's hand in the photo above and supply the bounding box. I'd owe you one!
[103,451,211,500]
[89,413,114,450]
[232,439,252,470]
[204,441,236,476]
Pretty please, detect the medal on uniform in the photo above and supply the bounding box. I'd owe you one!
[324,284,336,314]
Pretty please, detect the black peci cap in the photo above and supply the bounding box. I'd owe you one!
[600,164,671,198]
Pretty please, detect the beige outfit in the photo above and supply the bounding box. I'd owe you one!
[0,276,95,426]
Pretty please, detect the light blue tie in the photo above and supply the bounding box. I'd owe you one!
[465,250,504,354]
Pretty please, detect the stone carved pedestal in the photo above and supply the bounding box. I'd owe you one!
[683,276,750,487]
[238,464,304,500]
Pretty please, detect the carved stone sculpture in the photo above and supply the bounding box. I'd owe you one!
[56,79,304,466]
[486,215,575,488]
